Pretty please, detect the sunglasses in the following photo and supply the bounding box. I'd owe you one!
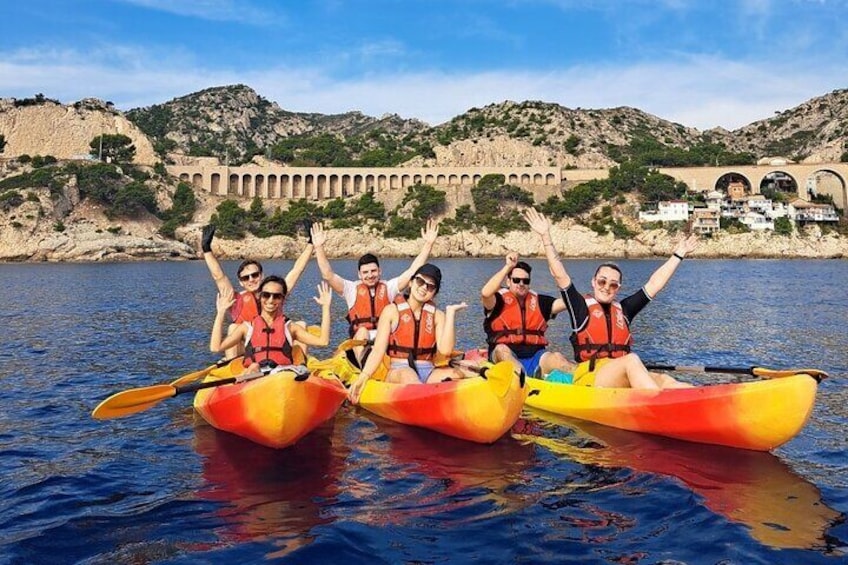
[260,291,284,301]
[413,276,437,292]
[511,277,531,285]
[595,277,621,291]
[239,271,262,282]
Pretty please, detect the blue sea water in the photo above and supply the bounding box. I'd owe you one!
[1,258,846,564]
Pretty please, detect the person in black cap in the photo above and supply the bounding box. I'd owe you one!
[348,263,469,404]
[311,219,440,366]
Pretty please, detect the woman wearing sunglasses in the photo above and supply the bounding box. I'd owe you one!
[200,223,314,358]
[524,208,698,390]
[210,276,333,375]
[348,264,469,404]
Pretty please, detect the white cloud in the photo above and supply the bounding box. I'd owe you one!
[1,45,845,131]
[112,0,281,25]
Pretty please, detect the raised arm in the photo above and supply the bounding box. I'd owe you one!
[284,241,314,294]
[310,223,346,294]
[201,225,236,296]
[210,287,242,353]
[524,209,571,288]
[437,302,468,355]
[290,282,332,348]
[396,218,439,291]
[348,305,396,404]
[643,234,699,298]
[481,253,517,310]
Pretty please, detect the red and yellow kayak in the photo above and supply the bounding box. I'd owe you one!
[524,374,818,451]
[319,354,526,444]
[193,359,348,449]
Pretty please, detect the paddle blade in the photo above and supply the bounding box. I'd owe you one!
[484,361,519,398]
[169,364,216,387]
[752,367,829,382]
[91,385,176,420]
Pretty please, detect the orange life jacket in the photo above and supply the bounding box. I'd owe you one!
[346,281,391,337]
[232,291,259,324]
[244,314,294,367]
[485,289,548,347]
[571,296,632,362]
[387,295,438,362]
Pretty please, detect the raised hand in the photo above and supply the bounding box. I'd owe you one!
[216,287,234,313]
[313,281,332,307]
[505,252,518,269]
[523,208,550,236]
[421,218,440,244]
[674,234,700,258]
[445,302,468,316]
[310,222,327,247]
[201,224,216,253]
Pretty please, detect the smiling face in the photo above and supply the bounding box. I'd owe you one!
[237,262,263,293]
[507,267,532,298]
[358,262,381,287]
[258,280,286,315]
[591,265,623,304]
[411,274,438,301]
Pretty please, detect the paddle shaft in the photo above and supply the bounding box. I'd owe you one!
[645,363,827,382]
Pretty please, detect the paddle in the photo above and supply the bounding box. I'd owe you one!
[92,365,310,420]
[644,363,828,383]
[449,359,523,397]
[169,355,244,387]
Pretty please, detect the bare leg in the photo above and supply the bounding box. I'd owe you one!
[594,353,661,390]
[385,367,421,385]
[426,367,466,383]
[492,343,525,378]
[539,351,576,377]
[651,371,694,389]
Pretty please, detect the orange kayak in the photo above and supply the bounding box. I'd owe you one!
[193,359,348,449]
[320,353,526,444]
[525,374,818,451]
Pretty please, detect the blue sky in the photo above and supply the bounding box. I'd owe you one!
[1,0,847,130]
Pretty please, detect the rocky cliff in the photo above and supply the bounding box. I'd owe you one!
[0,97,158,165]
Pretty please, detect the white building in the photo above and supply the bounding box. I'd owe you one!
[789,199,840,224]
[739,211,774,231]
[639,200,689,223]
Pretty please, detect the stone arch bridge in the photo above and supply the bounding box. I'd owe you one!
[167,162,848,211]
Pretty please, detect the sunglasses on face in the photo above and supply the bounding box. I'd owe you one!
[595,277,621,291]
[239,271,262,282]
[260,291,284,301]
[413,276,437,292]
[511,277,531,285]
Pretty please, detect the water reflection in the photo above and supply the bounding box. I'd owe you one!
[342,410,538,526]
[192,416,345,559]
[517,409,843,550]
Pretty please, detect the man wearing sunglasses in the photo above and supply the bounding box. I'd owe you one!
[481,252,575,379]
[311,219,440,367]
[199,223,314,357]
[524,208,697,389]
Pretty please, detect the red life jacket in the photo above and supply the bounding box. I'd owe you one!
[485,289,548,347]
[571,296,632,362]
[346,281,391,337]
[244,314,294,367]
[232,291,259,324]
[387,295,438,362]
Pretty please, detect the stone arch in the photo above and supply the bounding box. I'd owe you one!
[716,172,752,198]
[255,174,265,197]
[229,174,239,195]
[759,170,798,197]
[807,168,847,213]
[267,175,277,198]
[179,173,189,183]
[211,173,221,194]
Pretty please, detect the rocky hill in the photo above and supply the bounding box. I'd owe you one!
[0,96,158,164]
